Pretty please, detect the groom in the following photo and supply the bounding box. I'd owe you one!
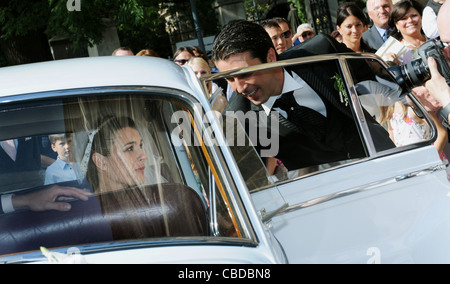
[212,20,393,170]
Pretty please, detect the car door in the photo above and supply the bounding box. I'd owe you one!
[205,54,450,263]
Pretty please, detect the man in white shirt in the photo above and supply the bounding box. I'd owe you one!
[260,69,327,118]
[212,20,393,170]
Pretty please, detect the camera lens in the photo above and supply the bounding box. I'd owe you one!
[407,59,430,85]
[388,58,430,90]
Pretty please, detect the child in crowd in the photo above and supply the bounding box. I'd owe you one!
[380,102,450,180]
[44,133,83,185]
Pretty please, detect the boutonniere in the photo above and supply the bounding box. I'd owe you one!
[331,73,349,107]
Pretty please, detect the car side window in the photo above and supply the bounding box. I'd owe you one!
[210,59,370,188]
[347,57,434,152]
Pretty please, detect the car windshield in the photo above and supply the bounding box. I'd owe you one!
[0,93,252,258]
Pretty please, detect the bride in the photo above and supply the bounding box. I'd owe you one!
[86,116,147,194]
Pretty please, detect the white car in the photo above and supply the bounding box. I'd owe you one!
[0,52,449,264]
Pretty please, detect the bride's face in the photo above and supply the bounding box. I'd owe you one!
[103,127,147,189]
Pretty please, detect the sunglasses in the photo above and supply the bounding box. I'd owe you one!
[282,30,292,38]
[174,59,189,65]
[301,31,314,38]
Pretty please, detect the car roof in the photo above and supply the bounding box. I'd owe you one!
[0,56,197,97]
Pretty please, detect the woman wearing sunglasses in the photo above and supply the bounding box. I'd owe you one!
[173,46,195,66]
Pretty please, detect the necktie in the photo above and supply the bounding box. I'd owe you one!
[273,92,326,141]
[382,29,391,41]
[1,139,16,161]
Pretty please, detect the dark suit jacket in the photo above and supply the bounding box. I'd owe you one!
[362,26,386,51]
[0,137,42,191]
[281,33,353,58]
[223,34,393,170]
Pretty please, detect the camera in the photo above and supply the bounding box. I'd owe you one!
[388,39,450,90]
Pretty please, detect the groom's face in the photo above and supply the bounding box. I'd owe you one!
[215,50,284,106]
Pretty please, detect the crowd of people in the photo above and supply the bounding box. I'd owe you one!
[108,0,446,115]
[206,0,450,178]
[110,0,448,112]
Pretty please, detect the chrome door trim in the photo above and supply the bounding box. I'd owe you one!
[276,164,446,217]
[338,57,379,157]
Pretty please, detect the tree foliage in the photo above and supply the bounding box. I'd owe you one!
[1,0,218,64]
[47,0,109,49]
[289,0,307,23]
[0,0,218,64]
[0,1,50,39]
[115,1,171,58]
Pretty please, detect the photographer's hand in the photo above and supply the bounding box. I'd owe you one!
[411,86,441,111]
[425,57,450,117]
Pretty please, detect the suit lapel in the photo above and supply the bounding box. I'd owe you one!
[370,27,385,49]
[248,101,304,147]
[0,145,15,167]
[372,27,385,47]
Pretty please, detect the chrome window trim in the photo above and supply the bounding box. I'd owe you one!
[0,237,259,264]
[338,53,438,159]
[338,56,378,157]
[171,96,257,241]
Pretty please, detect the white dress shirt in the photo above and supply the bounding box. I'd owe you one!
[261,69,327,118]
[375,26,390,42]
[1,194,14,214]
